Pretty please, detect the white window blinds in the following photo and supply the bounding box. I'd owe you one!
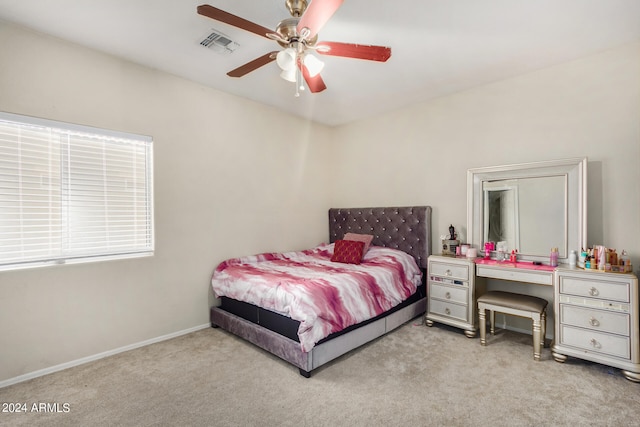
[0,112,153,270]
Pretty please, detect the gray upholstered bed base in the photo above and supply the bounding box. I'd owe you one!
[210,298,427,376]
[210,206,432,377]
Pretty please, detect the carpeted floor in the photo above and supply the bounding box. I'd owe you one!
[1,319,639,426]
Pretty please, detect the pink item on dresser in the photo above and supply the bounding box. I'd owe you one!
[484,242,495,259]
[475,258,556,272]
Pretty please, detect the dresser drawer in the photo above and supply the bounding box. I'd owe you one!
[476,265,553,286]
[429,299,468,322]
[559,305,630,336]
[559,325,630,359]
[559,277,630,302]
[429,282,468,305]
[429,261,470,281]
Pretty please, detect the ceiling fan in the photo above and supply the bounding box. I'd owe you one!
[197,0,391,96]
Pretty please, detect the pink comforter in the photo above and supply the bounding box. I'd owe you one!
[211,243,422,352]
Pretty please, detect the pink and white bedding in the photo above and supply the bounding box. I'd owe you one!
[211,243,422,352]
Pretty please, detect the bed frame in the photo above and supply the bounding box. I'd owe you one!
[210,206,432,377]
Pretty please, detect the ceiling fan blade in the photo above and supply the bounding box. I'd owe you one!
[300,64,327,93]
[316,42,391,62]
[197,4,274,39]
[297,0,344,40]
[227,52,278,78]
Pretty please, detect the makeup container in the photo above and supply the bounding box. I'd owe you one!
[550,247,559,267]
[484,242,494,260]
[578,250,587,268]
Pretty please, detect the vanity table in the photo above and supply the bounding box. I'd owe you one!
[426,255,553,337]
[426,254,640,382]
[465,157,587,339]
[443,156,640,381]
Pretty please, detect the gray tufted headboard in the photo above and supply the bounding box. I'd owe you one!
[328,206,432,270]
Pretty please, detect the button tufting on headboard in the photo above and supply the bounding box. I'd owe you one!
[328,206,432,270]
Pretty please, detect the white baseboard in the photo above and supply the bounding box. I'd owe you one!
[0,323,210,389]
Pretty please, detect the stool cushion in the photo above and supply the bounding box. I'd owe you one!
[477,291,548,312]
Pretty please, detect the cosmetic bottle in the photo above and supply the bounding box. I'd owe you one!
[550,247,559,267]
[484,242,494,260]
[568,250,577,267]
[597,246,606,270]
[578,249,587,268]
[621,250,631,272]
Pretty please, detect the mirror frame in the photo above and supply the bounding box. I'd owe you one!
[467,157,587,263]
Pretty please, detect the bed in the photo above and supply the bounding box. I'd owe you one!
[210,206,432,377]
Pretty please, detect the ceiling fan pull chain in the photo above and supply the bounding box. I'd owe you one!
[295,61,301,97]
[298,66,305,93]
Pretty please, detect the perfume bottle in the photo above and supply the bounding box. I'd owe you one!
[550,247,559,267]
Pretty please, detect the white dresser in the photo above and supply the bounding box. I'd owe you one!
[552,268,640,382]
[425,255,483,338]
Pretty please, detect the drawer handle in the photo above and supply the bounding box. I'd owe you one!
[589,287,599,297]
[445,292,451,299]
[590,338,602,349]
[445,269,452,276]
[445,308,451,315]
[589,317,600,327]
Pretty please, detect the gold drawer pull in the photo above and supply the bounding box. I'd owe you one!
[445,269,452,276]
[589,317,600,327]
[445,308,451,315]
[445,292,451,299]
[590,338,602,349]
[589,287,599,296]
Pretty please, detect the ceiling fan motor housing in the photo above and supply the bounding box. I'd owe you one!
[286,0,308,17]
[275,18,317,48]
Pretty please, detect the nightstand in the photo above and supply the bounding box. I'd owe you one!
[425,255,482,338]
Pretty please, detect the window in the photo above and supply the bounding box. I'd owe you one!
[0,112,154,271]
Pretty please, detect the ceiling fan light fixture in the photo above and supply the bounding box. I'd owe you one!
[276,47,297,71]
[303,53,324,77]
[280,68,297,82]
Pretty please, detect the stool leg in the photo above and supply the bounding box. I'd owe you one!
[479,306,487,346]
[541,310,547,349]
[532,314,541,361]
[489,310,496,335]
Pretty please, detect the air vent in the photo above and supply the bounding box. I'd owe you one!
[200,29,239,54]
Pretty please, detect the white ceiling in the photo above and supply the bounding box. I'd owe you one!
[1,0,639,126]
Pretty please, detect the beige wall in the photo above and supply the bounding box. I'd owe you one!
[1,19,639,384]
[0,22,333,383]
[331,41,640,263]
[329,41,640,334]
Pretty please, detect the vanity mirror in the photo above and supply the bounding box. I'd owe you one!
[467,158,587,263]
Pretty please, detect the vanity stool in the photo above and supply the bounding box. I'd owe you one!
[477,291,548,361]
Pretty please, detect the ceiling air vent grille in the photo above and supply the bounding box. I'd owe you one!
[200,29,239,54]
